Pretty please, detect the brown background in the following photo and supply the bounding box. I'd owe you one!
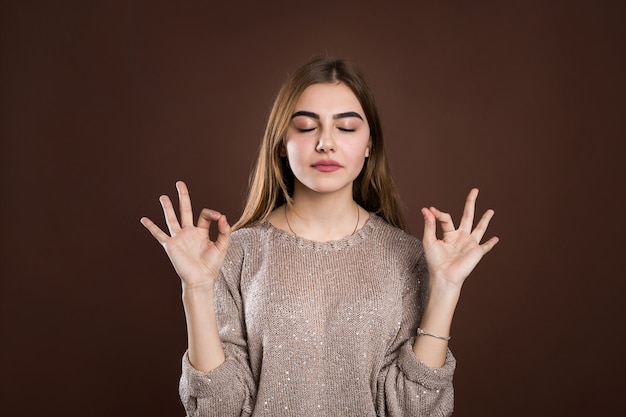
[1,0,625,416]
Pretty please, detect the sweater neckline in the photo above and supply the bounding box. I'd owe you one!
[261,212,378,251]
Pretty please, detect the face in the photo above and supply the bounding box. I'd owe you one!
[282,82,371,197]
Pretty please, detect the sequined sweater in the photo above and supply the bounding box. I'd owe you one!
[179,214,456,416]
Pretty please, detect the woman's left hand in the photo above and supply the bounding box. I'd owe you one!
[421,188,499,290]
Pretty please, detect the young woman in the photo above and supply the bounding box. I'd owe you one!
[141,57,498,416]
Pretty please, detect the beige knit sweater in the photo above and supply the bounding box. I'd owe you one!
[179,214,456,416]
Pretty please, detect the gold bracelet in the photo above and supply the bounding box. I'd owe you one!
[417,327,451,341]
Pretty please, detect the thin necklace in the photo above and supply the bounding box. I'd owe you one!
[284,204,360,237]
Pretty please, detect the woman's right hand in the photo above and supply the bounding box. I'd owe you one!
[140,181,231,290]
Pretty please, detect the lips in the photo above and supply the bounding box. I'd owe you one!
[312,159,342,172]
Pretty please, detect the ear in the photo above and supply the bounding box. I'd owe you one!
[280,146,287,157]
[365,138,372,157]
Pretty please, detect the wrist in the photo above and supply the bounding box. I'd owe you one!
[182,281,215,300]
[427,281,461,305]
[420,283,461,331]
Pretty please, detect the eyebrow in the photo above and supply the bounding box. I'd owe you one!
[291,110,364,121]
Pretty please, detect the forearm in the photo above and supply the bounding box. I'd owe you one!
[412,281,461,368]
[182,284,226,373]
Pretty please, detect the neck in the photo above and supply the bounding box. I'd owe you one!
[286,185,363,241]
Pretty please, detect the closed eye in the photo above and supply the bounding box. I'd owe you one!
[338,127,355,132]
[297,127,316,133]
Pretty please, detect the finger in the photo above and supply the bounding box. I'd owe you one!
[459,188,479,233]
[480,236,500,254]
[471,209,495,242]
[431,207,456,234]
[176,181,194,228]
[159,195,181,235]
[197,208,222,231]
[140,216,170,244]
[421,207,437,247]
[214,215,232,253]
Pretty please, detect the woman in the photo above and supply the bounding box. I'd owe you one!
[141,57,499,416]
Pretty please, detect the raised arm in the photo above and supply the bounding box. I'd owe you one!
[413,188,499,367]
[140,180,231,372]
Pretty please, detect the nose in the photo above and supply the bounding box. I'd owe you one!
[316,128,335,152]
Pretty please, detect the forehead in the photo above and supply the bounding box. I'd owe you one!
[294,82,364,114]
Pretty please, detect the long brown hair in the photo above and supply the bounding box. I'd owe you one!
[233,57,407,231]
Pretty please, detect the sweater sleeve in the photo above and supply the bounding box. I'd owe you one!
[375,251,456,417]
[179,238,257,417]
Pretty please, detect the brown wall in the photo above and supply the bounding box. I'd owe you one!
[2,1,624,415]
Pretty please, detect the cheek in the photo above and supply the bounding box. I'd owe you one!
[355,134,372,158]
[284,141,309,167]
[284,141,297,158]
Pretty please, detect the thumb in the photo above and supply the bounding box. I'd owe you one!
[214,215,232,253]
[421,207,437,248]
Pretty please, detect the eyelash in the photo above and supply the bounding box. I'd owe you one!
[296,127,355,133]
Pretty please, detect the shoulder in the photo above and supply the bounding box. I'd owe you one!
[358,214,426,276]
[368,214,424,257]
[228,220,273,252]
[218,221,274,282]
[362,215,427,281]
